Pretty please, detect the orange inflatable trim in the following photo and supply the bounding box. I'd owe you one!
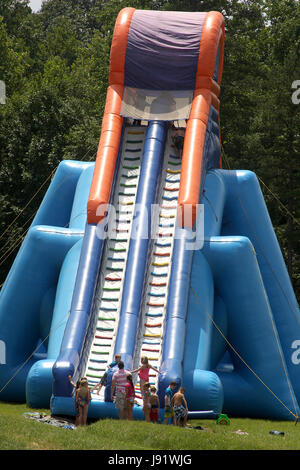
[87,8,225,227]
[178,11,225,227]
[87,8,135,224]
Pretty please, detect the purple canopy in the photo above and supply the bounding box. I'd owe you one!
[124,10,207,91]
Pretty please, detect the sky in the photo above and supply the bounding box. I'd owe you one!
[29,0,43,12]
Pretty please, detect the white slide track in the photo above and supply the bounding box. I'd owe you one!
[131,128,183,403]
[85,126,146,399]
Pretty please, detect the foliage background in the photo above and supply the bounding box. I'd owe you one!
[0,0,299,300]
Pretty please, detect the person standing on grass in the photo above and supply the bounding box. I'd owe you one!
[111,361,128,420]
[149,386,160,423]
[68,375,81,427]
[142,382,151,422]
[124,373,135,420]
[164,381,177,425]
[76,377,91,426]
[171,386,189,427]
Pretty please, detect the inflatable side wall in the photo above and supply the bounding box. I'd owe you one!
[0,161,94,405]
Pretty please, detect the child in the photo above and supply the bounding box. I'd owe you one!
[131,356,160,394]
[172,128,185,158]
[164,381,177,425]
[149,386,160,423]
[171,386,189,427]
[75,377,91,426]
[109,353,122,369]
[68,375,81,426]
[124,373,135,420]
[142,382,151,423]
[92,353,122,395]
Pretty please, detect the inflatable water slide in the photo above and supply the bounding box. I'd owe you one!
[0,8,299,421]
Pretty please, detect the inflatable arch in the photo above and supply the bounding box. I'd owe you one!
[0,8,299,422]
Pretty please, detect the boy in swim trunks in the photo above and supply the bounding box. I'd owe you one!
[171,386,188,427]
[164,381,177,425]
[149,386,160,423]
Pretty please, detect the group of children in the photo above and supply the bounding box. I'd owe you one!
[69,354,189,427]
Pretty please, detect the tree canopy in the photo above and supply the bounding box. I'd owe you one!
[0,0,299,299]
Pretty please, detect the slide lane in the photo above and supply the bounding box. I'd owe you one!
[83,127,146,397]
[132,127,183,402]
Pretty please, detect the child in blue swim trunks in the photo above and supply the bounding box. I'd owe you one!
[164,381,177,425]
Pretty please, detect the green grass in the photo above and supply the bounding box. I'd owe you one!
[0,401,300,450]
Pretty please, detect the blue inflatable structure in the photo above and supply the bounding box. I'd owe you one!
[0,9,299,422]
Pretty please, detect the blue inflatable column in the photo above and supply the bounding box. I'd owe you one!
[158,169,226,410]
[114,121,167,370]
[52,223,105,398]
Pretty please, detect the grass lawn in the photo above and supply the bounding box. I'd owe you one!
[0,401,300,451]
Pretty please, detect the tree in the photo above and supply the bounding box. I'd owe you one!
[0,0,299,299]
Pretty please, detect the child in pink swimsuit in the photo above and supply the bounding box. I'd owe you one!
[131,356,161,393]
[124,373,135,420]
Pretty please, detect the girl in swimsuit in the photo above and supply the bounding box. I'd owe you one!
[68,375,81,426]
[124,373,135,420]
[131,356,161,395]
[75,377,91,426]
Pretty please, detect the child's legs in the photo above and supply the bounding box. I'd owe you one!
[128,403,134,420]
[143,405,151,422]
[78,406,84,425]
[150,409,158,423]
[139,379,145,392]
[124,401,130,420]
[82,405,88,425]
[75,401,80,426]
